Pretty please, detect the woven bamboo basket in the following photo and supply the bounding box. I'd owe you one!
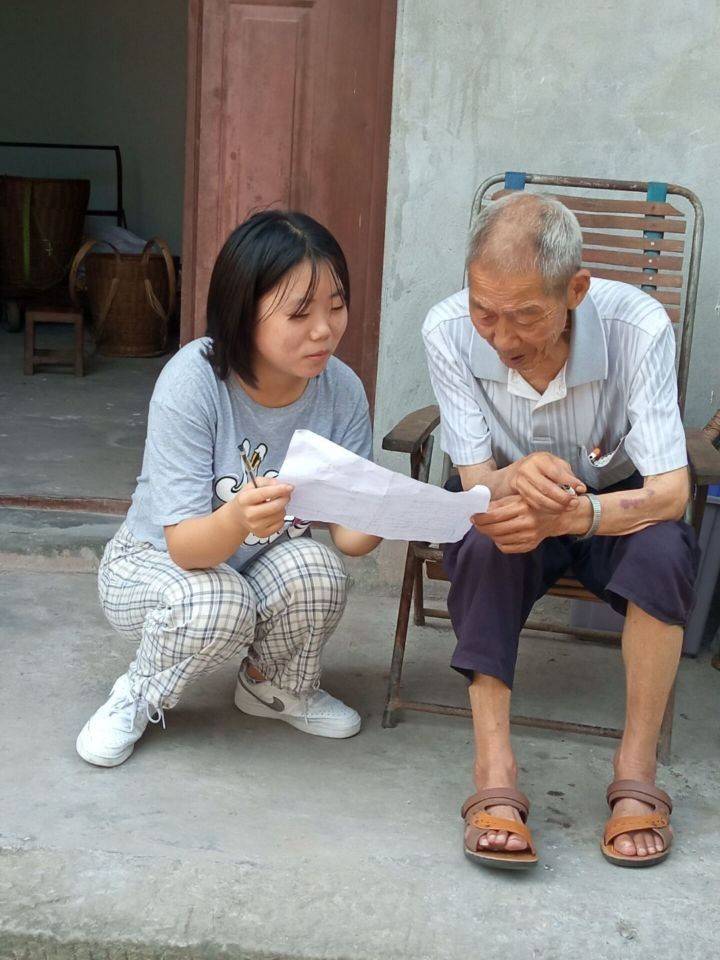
[0,175,90,296]
[70,237,176,357]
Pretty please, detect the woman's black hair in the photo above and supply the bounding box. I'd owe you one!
[204,209,350,385]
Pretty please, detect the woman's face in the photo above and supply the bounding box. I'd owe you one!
[253,259,348,382]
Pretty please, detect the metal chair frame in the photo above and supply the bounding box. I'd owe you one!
[381,172,720,763]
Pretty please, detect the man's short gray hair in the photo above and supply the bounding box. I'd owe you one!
[467,192,583,294]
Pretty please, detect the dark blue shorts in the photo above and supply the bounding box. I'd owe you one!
[442,474,700,689]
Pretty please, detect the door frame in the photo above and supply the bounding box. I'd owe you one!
[180,0,398,412]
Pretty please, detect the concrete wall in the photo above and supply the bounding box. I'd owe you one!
[0,1,187,252]
[376,0,720,468]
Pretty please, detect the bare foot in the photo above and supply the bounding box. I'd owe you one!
[607,755,671,859]
[472,766,528,852]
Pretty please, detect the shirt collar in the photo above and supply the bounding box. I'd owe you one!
[467,286,608,387]
[565,288,608,387]
[468,326,508,382]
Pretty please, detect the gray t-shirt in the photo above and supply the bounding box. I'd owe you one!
[125,337,372,570]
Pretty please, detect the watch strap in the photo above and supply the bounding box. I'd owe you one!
[576,492,602,540]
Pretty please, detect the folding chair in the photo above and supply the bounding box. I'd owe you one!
[381,172,720,762]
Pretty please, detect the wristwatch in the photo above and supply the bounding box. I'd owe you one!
[576,493,602,540]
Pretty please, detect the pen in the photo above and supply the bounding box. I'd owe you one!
[241,452,259,489]
[588,446,602,465]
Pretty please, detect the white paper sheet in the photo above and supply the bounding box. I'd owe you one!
[278,430,490,543]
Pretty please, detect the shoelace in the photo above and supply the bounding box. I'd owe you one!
[147,703,166,729]
[108,695,165,731]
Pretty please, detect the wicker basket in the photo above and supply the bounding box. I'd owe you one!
[70,237,176,357]
[0,175,90,296]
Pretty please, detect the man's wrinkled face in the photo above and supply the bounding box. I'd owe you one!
[468,261,572,375]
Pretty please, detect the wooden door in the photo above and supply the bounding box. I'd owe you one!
[181,0,397,408]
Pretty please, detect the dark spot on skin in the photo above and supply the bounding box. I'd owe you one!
[619,489,655,510]
[547,790,564,797]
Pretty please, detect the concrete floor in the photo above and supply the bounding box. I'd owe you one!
[2,323,719,958]
[0,326,167,499]
[1,568,719,960]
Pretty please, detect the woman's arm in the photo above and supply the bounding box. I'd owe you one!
[165,477,293,570]
[328,524,381,556]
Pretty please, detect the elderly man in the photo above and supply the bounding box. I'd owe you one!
[423,192,697,870]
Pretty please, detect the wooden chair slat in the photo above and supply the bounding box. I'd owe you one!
[425,560,449,581]
[382,405,441,455]
[490,189,684,217]
[582,231,685,253]
[646,289,681,305]
[582,248,683,271]
[589,267,683,288]
[553,194,684,217]
[414,545,444,562]
[574,212,686,234]
[686,429,720,485]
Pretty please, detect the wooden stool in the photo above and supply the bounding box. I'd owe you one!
[24,305,85,376]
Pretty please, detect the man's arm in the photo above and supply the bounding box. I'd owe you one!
[459,452,585,512]
[458,459,511,498]
[472,467,689,554]
[565,467,689,538]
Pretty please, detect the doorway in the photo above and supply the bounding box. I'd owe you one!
[182,0,397,409]
[0,0,396,512]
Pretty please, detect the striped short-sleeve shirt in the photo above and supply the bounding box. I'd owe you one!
[422,277,687,490]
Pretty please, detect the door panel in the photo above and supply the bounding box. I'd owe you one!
[182,0,396,408]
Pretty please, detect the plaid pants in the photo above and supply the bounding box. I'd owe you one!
[98,524,348,709]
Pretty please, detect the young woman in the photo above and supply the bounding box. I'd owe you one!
[76,210,380,767]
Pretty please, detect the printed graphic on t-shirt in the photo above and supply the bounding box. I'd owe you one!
[214,439,310,546]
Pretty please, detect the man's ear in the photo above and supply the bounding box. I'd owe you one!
[566,269,591,310]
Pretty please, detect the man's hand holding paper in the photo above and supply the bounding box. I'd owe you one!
[278,430,489,543]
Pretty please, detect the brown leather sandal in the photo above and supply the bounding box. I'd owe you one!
[462,788,539,870]
[601,779,673,868]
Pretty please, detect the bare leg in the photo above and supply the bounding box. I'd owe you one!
[609,602,682,857]
[469,673,527,851]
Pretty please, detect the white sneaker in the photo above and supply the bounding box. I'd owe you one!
[76,673,162,767]
[234,661,361,739]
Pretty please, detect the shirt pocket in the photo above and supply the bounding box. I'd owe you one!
[578,438,636,490]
